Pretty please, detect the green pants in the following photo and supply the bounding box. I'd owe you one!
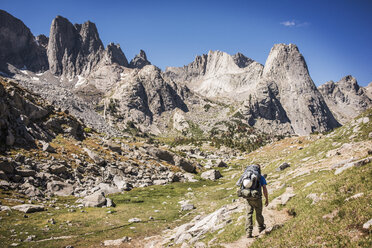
[245,198,265,234]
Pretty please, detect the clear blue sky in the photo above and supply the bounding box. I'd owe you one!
[1,0,372,86]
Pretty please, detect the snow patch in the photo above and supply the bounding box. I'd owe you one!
[31,77,40,81]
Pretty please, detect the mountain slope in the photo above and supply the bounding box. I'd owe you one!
[318,75,372,124]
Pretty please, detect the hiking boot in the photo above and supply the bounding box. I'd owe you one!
[247,233,253,238]
[259,224,266,233]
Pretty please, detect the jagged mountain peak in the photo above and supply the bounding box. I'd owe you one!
[129,49,151,69]
[104,42,128,67]
[318,75,372,124]
[47,15,104,77]
[232,52,254,68]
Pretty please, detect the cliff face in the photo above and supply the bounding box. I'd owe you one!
[165,50,263,98]
[47,16,104,78]
[318,76,372,124]
[0,10,48,73]
[257,44,340,135]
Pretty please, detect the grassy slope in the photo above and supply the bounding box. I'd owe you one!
[1,109,371,247]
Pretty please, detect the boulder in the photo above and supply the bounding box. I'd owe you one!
[128,218,141,223]
[181,203,195,211]
[83,148,106,166]
[82,191,107,207]
[11,204,44,213]
[106,141,122,154]
[16,169,36,177]
[103,236,131,246]
[106,198,116,207]
[47,181,74,196]
[113,176,132,191]
[276,162,290,171]
[216,160,228,167]
[41,141,56,153]
[363,219,372,230]
[201,169,222,181]
[174,156,196,173]
[0,160,14,174]
[306,193,322,204]
[334,157,372,175]
[148,147,174,164]
[98,183,121,195]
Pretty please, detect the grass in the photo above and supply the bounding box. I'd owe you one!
[0,171,237,247]
[252,162,372,247]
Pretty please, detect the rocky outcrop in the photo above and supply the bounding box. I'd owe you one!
[232,52,254,68]
[0,10,48,73]
[47,15,104,78]
[0,77,84,151]
[129,50,151,69]
[366,82,372,99]
[105,65,188,127]
[318,76,372,124]
[103,43,128,67]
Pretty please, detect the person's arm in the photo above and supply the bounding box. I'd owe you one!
[262,185,269,207]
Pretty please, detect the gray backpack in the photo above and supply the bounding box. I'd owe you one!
[236,164,262,199]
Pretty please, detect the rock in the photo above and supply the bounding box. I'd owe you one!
[106,141,122,154]
[174,156,196,173]
[104,43,128,67]
[106,198,115,207]
[82,191,106,207]
[6,131,15,146]
[335,157,372,175]
[304,181,316,188]
[194,242,206,248]
[11,204,44,213]
[183,173,198,182]
[362,219,372,230]
[41,141,56,153]
[0,171,8,181]
[24,235,36,242]
[48,164,68,175]
[276,162,290,171]
[173,110,189,132]
[0,160,14,174]
[318,75,372,124]
[322,209,339,220]
[0,206,11,211]
[148,147,174,164]
[181,203,195,211]
[0,10,48,72]
[47,181,74,196]
[345,193,364,201]
[103,236,131,246]
[16,169,36,177]
[306,193,322,204]
[83,148,106,166]
[97,183,121,195]
[113,176,132,191]
[216,160,228,167]
[201,169,222,181]
[128,218,141,223]
[129,50,151,69]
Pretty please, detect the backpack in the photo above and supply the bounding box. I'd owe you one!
[236,164,262,199]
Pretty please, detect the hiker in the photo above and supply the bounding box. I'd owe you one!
[236,164,269,238]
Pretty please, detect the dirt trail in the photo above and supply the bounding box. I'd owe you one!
[222,205,291,248]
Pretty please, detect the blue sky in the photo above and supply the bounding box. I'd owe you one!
[1,0,372,86]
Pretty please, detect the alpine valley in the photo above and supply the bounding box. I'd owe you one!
[0,9,371,248]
